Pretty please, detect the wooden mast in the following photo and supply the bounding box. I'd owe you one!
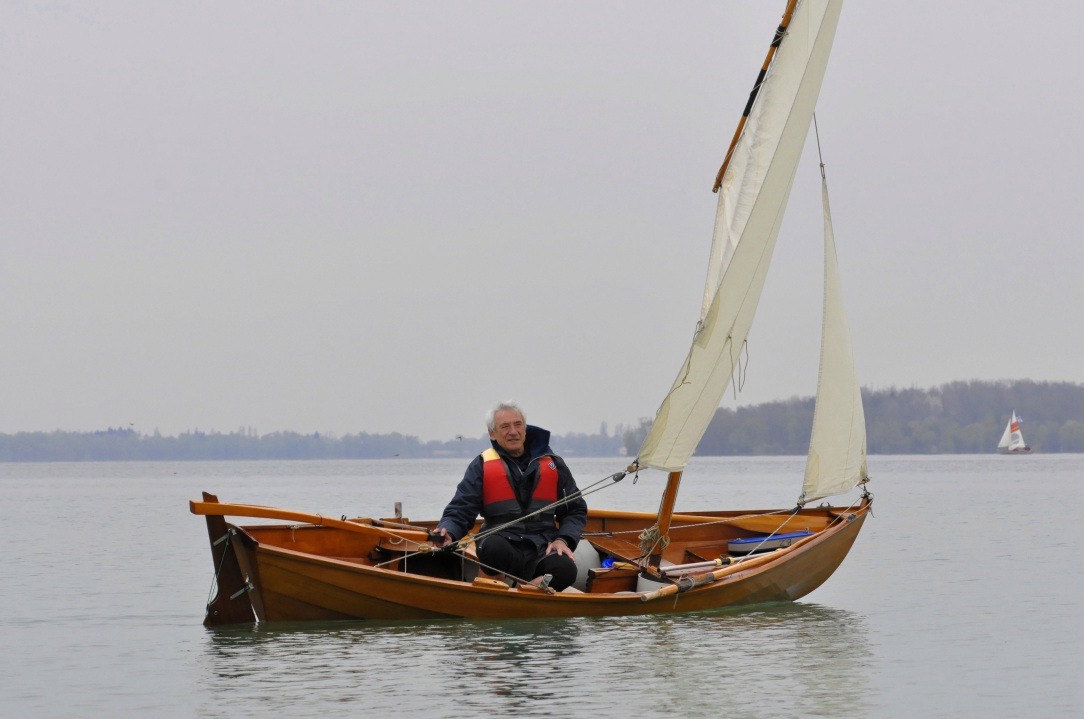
[648,470,683,568]
[712,0,801,192]
[648,0,801,566]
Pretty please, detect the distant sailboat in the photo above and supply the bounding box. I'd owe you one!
[997,410,1031,454]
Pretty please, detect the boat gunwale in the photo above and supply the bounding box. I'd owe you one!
[234,500,869,605]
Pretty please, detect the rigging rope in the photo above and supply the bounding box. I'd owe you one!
[638,524,670,557]
[371,468,630,574]
[454,468,628,550]
[370,539,547,592]
[583,506,797,540]
[729,339,750,400]
[205,529,233,608]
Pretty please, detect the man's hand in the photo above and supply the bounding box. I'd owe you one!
[546,537,575,560]
[429,527,453,547]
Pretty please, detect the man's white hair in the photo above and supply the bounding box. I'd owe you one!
[485,400,525,432]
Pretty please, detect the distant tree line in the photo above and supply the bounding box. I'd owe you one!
[0,428,470,462]
[622,380,1084,455]
[1,380,1080,462]
[0,425,625,462]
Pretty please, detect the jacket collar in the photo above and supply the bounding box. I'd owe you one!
[489,424,553,463]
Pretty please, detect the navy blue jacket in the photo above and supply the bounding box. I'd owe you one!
[436,425,587,550]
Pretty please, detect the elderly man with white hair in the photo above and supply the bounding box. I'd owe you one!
[432,401,587,591]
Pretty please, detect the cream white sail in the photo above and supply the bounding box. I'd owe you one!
[997,411,1029,453]
[638,0,845,472]
[801,165,868,502]
[996,416,1012,450]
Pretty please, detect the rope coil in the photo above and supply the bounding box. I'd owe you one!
[638,525,670,557]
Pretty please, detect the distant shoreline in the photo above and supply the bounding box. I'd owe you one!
[2,380,1080,461]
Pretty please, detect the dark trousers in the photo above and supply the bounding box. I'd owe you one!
[476,535,578,591]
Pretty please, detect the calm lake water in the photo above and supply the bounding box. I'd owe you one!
[2,455,1081,718]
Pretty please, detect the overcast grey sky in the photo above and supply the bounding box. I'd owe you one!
[2,1,1081,442]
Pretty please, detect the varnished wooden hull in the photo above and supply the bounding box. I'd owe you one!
[197,493,869,624]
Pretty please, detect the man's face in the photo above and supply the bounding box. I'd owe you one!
[489,408,527,457]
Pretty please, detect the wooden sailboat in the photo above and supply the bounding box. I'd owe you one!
[191,0,873,625]
[997,410,1032,454]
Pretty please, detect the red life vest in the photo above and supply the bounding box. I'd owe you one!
[480,447,559,529]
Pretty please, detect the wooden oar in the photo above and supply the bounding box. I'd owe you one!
[189,499,431,544]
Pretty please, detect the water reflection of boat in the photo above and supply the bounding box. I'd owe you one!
[200,604,874,717]
[191,0,872,624]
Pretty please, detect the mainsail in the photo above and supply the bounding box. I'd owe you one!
[637,0,845,472]
[997,411,1029,452]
